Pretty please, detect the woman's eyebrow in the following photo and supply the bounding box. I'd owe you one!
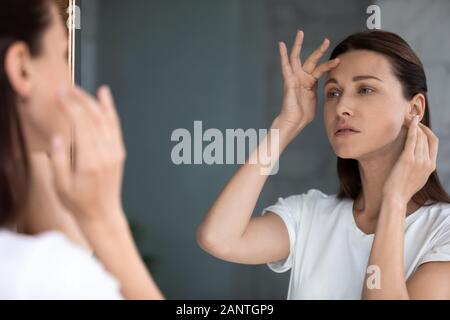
[324,78,339,86]
[353,75,383,82]
[324,75,383,86]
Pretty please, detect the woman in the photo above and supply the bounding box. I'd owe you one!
[0,0,163,299]
[197,30,450,299]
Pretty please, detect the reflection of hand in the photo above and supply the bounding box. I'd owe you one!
[50,85,126,224]
[382,116,439,205]
[50,86,164,300]
[277,30,340,135]
[19,153,91,251]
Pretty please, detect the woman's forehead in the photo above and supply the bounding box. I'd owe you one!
[326,50,393,82]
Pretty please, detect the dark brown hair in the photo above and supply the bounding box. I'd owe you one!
[0,0,53,225]
[330,30,450,206]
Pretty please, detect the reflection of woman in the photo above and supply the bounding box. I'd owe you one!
[0,0,162,299]
[198,30,450,299]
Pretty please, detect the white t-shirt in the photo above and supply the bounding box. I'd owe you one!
[0,230,123,300]
[262,189,450,300]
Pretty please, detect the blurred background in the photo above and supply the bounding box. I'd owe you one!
[76,0,450,299]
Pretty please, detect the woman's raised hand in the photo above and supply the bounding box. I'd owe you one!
[277,30,340,135]
[49,85,164,300]
[50,85,126,224]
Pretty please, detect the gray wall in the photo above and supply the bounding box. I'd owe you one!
[80,0,450,299]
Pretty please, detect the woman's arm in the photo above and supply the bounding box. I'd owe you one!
[197,119,304,264]
[197,31,340,265]
[362,196,450,300]
[77,208,163,300]
[407,261,450,299]
[363,116,450,299]
[361,197,410,299]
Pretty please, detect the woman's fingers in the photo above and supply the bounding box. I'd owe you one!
[279,41,294,80]
[58,87,111,172]
[75,86,115,142]
[73,85,103,120]
[97,85,125,155]
[49,135,70,193]
[57,89,95,163]
[404,118,438,175]
[311,58,340,80]
[97,85,120,128]
[280,33,335,81]
[290,30,304,73]
[404,116,419,157]
[72,86,112,154]
[303,38,330,74]
[420,126,430,162]
[419,123,439,169]
[415,125,426,162]
[71,90,103,165]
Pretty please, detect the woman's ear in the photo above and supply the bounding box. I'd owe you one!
[4,42,35,99]
[408,93,426,121]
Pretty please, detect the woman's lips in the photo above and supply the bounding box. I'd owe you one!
[335,129,360,137]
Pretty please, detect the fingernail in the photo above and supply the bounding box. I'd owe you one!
[413,116,419,125]
[101,85,111,97]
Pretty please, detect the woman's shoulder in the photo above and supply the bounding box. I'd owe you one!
[419,201,450,226]
[430,201,450,213]
[0,229,91,275]
[281,188,343,205]
[0,229,70,254]
[266,188,344,215]
[0,229,122,299]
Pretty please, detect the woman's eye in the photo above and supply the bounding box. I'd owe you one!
[327,90,340,98]
[359,87,375,94]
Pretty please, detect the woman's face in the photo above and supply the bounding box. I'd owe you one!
[323,49,414,161]
[18,4,72,152]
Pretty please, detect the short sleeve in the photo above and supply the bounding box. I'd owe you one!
[419,217,450,265]
[19,232,123,300]
[261,189,320,273]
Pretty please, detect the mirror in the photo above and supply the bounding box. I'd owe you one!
[55,0,78,84]
[54,0,80,164]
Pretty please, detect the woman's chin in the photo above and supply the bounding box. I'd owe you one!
[334,147,359,160]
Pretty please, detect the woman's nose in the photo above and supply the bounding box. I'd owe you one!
[335,96,354,117]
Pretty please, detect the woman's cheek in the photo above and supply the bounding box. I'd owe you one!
[379,119,403,146]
